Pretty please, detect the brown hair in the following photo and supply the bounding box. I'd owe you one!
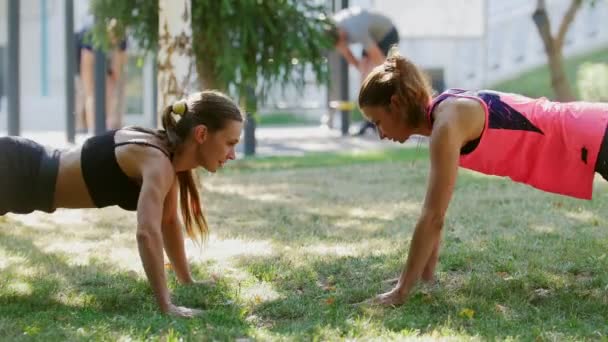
[358,47,433,128]
[160,90,243,242]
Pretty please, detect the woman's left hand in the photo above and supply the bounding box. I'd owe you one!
[369,286,407,306]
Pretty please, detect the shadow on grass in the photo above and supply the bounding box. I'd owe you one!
[207,161,608,246]
[3,154,608,339]
[234,232,608,340]
[0,230,250,340]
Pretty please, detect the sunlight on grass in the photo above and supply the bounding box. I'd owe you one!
[205,183,288,203]
[2,152,608,339]
[241,281,282,305]
[529,224,556,233]
[303,243,360,257]
[0,253,27,269]
[7,281,32,295]
[197,237,274,262]
[564,209,598,223]
[44,240,100,257]
[302,241,390,257]
[346,201,421,221]
[7,209,92,231]
[52,291,93,308]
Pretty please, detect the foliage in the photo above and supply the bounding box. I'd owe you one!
[89,0,333,110]
[89,0,158,52]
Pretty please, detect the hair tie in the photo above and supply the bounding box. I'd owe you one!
[387,49,398,59]
[172,101,187,115]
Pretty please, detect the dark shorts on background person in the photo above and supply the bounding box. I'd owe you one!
[362,27,399,58]
[0,137,60,215]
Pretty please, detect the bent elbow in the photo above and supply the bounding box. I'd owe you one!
[136,229,152,244]
[136,222,160,245]
[420,211,446,230]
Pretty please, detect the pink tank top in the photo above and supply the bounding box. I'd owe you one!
[427,89,608,199]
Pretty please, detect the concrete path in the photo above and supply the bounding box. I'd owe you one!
[1,125,427,158]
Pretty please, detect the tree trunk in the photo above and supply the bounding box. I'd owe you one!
[195,59,224,91]
[532,0,581,102]
[157,0,194,125]
[547,51,575,101]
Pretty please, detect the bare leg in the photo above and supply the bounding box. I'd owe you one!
[80,50,96,134]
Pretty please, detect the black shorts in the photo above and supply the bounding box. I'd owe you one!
[0,136,60,215]
[362,27,399,58]
[595,123,608,181]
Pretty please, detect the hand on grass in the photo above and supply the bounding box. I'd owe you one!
[370,286,407,306]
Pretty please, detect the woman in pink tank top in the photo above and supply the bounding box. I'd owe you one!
[356,48,608,307]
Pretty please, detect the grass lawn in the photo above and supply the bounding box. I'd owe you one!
[258,105,366,127]
[257,112,318,127]
[2,147,608,340]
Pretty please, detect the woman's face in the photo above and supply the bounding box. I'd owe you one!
[361,101,413,143]
[193,120,243,172]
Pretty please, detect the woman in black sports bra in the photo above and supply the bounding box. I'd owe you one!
[0,90,244,317]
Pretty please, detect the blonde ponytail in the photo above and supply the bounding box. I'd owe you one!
[158,91,243,244]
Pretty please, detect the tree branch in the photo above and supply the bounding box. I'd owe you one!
[556,0,583,50]
[533,0,554,54]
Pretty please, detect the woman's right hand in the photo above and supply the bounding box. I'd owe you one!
[166,303,203,318]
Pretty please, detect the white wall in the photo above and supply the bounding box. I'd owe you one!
[344,0,608,102]
[483,0,608,85]
[2,0,607,131]
[0,0,68,131]
[0,0,152,132]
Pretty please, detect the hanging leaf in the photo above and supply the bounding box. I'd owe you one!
[91,0,333,107]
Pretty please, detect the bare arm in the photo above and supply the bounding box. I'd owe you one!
[336,42,360,69]
[359,57,375,79]
[161,179,193,284]
[392,121,461,301]
[136,156,175,312]
[364,42,386,65]
[374,98,484,306]
[421,239,440,282]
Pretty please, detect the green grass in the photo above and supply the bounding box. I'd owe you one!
[229,146,428,172]
[257,107,366,127]
[257,112,318,126]
[2,149,608,340]
[492,47,608,100]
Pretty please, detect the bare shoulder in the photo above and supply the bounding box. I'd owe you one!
[432,96,485,142]
[114,141,174,186]
[139,148,174,175]
[434,96,484,124]
[138,149,175,198]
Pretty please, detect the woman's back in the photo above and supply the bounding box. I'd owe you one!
[54,128,171,210]
[429,89,608,199]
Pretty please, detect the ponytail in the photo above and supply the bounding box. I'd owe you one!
[392,53,432,128]
[160,102,209,243]
[359,48,433,128]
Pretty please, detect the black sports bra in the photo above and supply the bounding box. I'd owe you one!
[80,130,170,211]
